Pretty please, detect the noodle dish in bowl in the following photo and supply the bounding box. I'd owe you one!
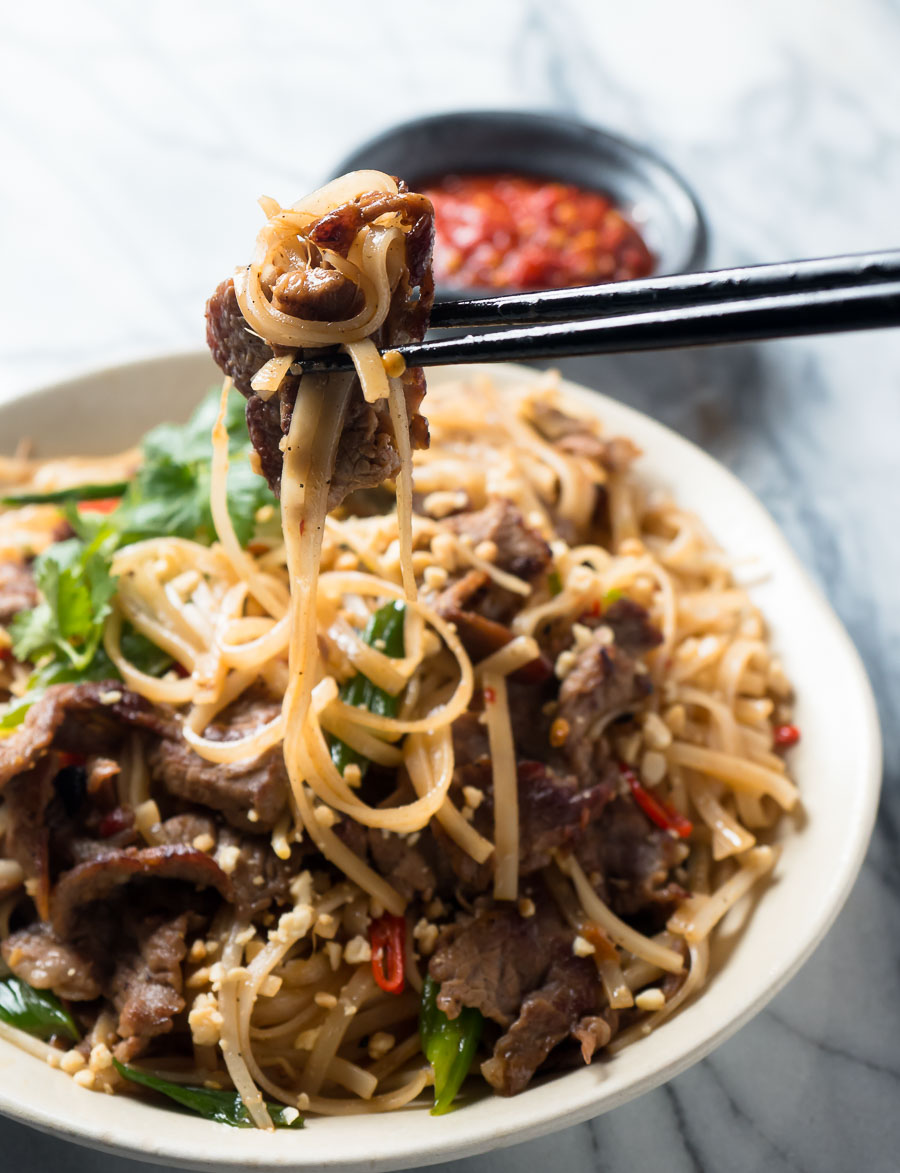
[0,172,880,1168]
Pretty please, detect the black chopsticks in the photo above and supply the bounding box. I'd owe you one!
[295,250,900,372]
[429,249,900,327]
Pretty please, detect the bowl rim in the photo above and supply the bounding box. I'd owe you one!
[0,351,882,1171]
[329,108,709,283]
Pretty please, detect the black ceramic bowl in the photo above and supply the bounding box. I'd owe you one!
[330,110,707,295]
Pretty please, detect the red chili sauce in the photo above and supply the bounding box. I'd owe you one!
[422,172,655,292]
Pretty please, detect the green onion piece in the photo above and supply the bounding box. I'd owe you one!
[0,975,79,1042]
[547,569,563,596]
[1,482,130,506]
[419,975,483,1115]
[329,601,406,780]
[112,1060,304,1129]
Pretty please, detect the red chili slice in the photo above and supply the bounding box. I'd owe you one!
[58,752,87,769]
[98,808,133,838]
[620,763,693,839]
[76,497,121,514]
[369,913,406,995]
[773,724,800,748]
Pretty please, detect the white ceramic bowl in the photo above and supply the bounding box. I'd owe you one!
[0,353,882,1171]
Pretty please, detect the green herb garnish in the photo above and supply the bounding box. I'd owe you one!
[110,386,277,548]
[9,531,118,672]
[1,482,129,507]
[419,976,483,1115]
[0,975,79,1042]
[112,1060,304,1129]
[329,601,406,781]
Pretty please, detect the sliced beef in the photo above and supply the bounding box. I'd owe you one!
[223,830,304,918]
[441,761,614,896]
[431,501,552,631]
[432,570,551,686]
[0,682,169,790]
[245,394,285,496]
[50,845,230,939]
[205,182,434,507]
[557,601,662,784]
[0,558,37,623]
[148,690,288,832]
[205,276,271,401]
[155,815,304,919]
[110,912,189,1047]
[438,713,614,892]
[155,812,218,849]
[443,500,551,583]
[507,762,613,873]
[527,400,641,474]
[432,569,490,620]
[428,893,618,1094]
[2,757,56,917]
[6,845,230,1056]
[604,598,665,659]
[429,895,571,1027]
[366,824,451,904]
[480,956,603,1095]
[574,796,687,919]
[1,921,102,1001]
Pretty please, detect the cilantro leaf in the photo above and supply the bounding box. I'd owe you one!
[9,531,118,671]
[111,387,277,547]
[2,385,271,725]
[0,626,172,732]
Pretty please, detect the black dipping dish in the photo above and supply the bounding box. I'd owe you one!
[330,110,707,297]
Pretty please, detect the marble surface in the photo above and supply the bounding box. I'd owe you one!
[1,1,899,1170]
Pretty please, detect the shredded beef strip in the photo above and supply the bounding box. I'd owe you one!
[429,890,610,1093]
[148,689,288,832]
[443,500,552,581]
[153,814,306,919]
[366,822,454,905]
[3,757,57,917]
[0,681,170,791]
[557,598,663,785]
[110,911,192,1056]
[429,501,554,681]
[434,715,615,894]
[573,796,687,919]
[1,921,101,1001]
[432,569,552,686]
[429,896,567,1027]
[481,956,606,1095]
[221,829,306,918]
[527,400,642,474]
[421,588,688,1090]
[205,182,434,507]
[50,845,231,938]
[3,845,231,1057]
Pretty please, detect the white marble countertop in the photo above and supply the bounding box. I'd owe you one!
[1,2,899,1170]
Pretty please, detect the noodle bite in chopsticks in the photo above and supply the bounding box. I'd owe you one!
[0,172,800,1127]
